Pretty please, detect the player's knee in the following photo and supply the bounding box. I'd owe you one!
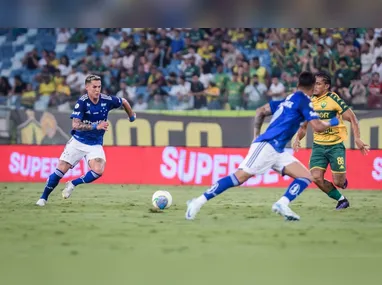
[89,158,105,175]
[91,165,104,175]
[333,175,346,188]
[57,160,71,174]
[234,169,252,184]
[311,171,324,185]
[92,163,105,175]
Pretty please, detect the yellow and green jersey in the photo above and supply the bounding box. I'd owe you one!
[311,92,349,145]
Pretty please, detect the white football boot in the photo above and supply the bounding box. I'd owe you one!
[185,198,203,220]
[272,202,300,221]
[62,181,75,199]
[36,198,47,207]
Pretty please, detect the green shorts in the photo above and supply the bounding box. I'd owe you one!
[309,142,346,173]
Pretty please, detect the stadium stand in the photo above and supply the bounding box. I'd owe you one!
[0,28,381,111]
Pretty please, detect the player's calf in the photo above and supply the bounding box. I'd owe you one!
[37,161,71,205]
[70,158,104,187]
[273,161,313,220]
[185,171,246,220]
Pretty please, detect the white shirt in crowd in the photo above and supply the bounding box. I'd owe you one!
[244,83,267,103]
[134,101,148,111]
[169,82,191,97]
[199,73,214,89]
[101,36,120,52]
[361,52,374,74]
[56,30,72,44]
[269,82,285,101]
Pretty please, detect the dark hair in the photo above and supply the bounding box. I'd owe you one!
[85,74,101,84]
[315,71,332,88]
[339,57,348,64]
[298,71,315,88]
[317,44,324,49]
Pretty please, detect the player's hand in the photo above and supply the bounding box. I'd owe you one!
[355,138,370,155]
[129,113,136,122]
[96,121,109,131]
[292,139,301,152]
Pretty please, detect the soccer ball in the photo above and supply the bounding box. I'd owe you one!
[152,190,172,210]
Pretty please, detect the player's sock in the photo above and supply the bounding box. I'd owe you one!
[41,169,64,200]
[202,174,240,202]
[72,170,102,186]
[278,177,311,205]
[328,187,345,201]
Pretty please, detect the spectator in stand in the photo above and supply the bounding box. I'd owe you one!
[244,74,268,110]
[349,79,368,109]
[371,56,382,82]
[56,28,72,44]
[267,76,285,101]
[368,72,382,108]
[9,75,26,108]
[225,72,245,110]
[0,77,11,105]
[190,75,206,109]
[361,43,374,76]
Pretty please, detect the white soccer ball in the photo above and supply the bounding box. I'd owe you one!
[152,190,172,210]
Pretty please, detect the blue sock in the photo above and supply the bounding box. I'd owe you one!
[72,170,102,186]
[203,174,240,200]
[41,169,64,200]
[283,178,311,203]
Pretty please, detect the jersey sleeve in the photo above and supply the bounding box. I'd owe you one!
[70,100,85,120]
[329,93,349,114]
[269,99,284,114]
[110,96,123,109]
[297,93,319,122]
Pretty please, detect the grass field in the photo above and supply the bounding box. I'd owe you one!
[0,183,381,285]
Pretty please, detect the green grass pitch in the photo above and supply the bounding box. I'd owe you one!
[0,183,381,285]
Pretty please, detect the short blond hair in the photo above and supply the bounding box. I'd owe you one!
[85,74,101,85]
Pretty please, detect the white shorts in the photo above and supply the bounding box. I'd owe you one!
[239,142,297,175]
[59,137,106,168]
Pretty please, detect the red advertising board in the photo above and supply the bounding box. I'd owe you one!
[1,145,381,190]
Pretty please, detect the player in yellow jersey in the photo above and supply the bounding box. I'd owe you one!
[293,72,369,210]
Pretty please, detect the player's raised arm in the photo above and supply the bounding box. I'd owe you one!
[253,103,272,139]
[342,108,370,155]
[121,98,136,122]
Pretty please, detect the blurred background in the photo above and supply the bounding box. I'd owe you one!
[0,28,381,147]
[1,28,382,112]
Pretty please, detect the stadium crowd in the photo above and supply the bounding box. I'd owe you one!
[0,28,382,111]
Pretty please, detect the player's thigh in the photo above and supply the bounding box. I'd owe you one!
[238,142,277,176]
[327,143,346,174]
[86,145,106,174]
[309,143,329,172]
[59,137,86,169]
[273,152,313,181]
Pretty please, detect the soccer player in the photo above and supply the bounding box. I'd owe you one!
[293,72,369,210]
[36,75,136,206]
[185,71,340,221]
